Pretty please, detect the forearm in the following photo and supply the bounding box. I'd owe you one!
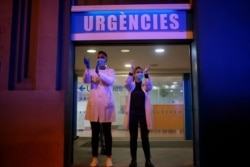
[83,69,91,83]
[98,69,116,85]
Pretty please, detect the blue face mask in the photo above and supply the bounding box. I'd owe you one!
[98,58,106,67]
[135,73,144,82]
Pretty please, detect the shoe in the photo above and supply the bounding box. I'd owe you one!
[145,160,154,167]
[106,157,113,167]
[90,157,98,167]
[129,159,137,167]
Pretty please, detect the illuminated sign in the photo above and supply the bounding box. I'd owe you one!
[71,5,192,40]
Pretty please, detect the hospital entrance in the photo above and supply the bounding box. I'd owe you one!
[74,43,191,139]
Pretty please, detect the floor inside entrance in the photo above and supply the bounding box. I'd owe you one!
[73,129,194,167]
[77,128,185,138]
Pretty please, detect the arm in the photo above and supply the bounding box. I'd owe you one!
[143,65,152,91]
[143,74,153,92]
[83,69,91,83]
[98,68,116,85]
[83,57,91,83]
[124,72,134,91]
[124,60,135,91]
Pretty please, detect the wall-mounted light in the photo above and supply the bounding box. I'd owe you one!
[163,85,169,89]
[153,86,159,90]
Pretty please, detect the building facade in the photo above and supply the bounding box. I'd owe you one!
[0,0,249,167]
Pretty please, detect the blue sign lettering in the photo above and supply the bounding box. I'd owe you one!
[79,85,85,91]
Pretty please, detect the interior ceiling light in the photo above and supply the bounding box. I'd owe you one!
[155,48,165,53]
[121,49,130,53]
[124,64,131,68]
[87,49,96,53]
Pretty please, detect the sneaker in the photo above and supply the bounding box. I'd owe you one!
[106,157,113,167]
[90,157,98,167]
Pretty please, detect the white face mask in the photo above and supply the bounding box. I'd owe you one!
[98,58,105,67]
[135,73,144,82]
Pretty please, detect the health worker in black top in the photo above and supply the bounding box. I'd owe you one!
[124,61,155,167]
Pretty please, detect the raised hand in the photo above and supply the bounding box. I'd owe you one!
[83,57,90,69]
[130,60,135,73]
[143,65,151,74]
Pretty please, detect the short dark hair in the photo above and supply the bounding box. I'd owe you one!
[98,51,108,59]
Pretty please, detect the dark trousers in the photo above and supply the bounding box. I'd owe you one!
[129,110,151,160]
[90,122,112,157]
[99,124,105,149]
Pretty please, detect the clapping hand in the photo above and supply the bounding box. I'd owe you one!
[83,57,90,69]
[130,60,135,73]
[143,65,151,74]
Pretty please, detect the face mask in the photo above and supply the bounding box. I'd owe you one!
[98,58,105,67]
[135,73,144,82]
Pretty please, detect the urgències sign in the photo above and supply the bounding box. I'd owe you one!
[71,4,192,40]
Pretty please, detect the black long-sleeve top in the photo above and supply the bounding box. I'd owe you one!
[130,82,145,112]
